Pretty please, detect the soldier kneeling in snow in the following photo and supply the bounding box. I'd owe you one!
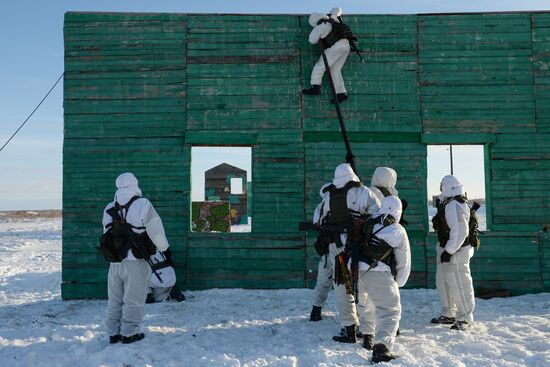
[354,196,411,363]
[146,249,185,303]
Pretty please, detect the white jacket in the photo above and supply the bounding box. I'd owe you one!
[439,175,471,257]
[102,173,169,260]
[357,196,411,287]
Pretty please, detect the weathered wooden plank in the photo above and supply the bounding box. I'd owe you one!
[186,277,304,290]
[64,99,185,114]
[61,282,107,299]
[65,12,187,22]
[64,84,186,100]
[64,32,187,42]
[64,70,185,81]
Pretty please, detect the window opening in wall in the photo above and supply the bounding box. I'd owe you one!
[191,146,252,233]
[427,145,486,231]
[230,177,244,195]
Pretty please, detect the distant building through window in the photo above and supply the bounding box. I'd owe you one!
[427,145,487,231]
[191,147,252,233]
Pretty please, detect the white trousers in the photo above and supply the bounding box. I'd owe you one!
[310,39,350,94]
[106,260,151,337]
[312,254,334,307]
[359,296,376,335]
[312,242,374,331]
[357,270,401,351]
[436,246,475,322]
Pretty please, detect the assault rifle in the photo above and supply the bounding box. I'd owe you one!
[348,219,364,301]
[336,16,365,63]
[299,219,363,299]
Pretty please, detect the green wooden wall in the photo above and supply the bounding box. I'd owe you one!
[63,11,550,299]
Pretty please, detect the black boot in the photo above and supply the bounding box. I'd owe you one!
[302,85,321,95]
[450,320,471,331]
[330,93,348,104]
[309,305,322,321]
[338,327,363,338]
[169,285,185,302]
[362,334,374,350]
[431,315,456,324]
[121,333,145,344]
[332,325,357,343]
[109,334,121,344]
[372,343,397,363]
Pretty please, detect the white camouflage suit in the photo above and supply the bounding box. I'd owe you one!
[307,12,350,94]
[436,175,475,323]
[359,167,400,336]
[355,196,411,352]
[313,164,381,328]
[102,172,170,338]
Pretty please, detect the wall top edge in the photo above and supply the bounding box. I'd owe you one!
[64,10,550,17]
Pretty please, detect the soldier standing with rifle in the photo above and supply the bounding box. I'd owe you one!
[310,163,380,343]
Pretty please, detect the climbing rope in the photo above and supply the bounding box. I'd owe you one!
[0,72,64,153]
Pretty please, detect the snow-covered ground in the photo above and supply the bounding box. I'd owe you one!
[1,215,549,367]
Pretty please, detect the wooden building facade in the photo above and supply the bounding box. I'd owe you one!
[63,11,550,299]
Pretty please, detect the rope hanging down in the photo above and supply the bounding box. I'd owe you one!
[0,72,64,153]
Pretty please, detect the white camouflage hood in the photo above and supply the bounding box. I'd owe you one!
[332,163,360,188]
[370,167,398,195]
[329,7,343,18]
[440,175,465,199]
[376,195,402,223]
[114,172,142,205]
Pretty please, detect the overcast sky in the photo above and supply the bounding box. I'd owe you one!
[0,1,548,210]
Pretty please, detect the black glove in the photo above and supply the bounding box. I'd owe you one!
[162,249,175,266]
[440,250,452,263]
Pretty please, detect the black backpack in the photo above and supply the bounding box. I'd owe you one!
[432,196,480,249]
[99,196,156,262]
[317,17,356,48]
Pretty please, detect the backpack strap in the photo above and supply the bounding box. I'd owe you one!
[105,196,145,230]
[115,195,142,213]
[317,17,334,26]
[375,186,393,197]
[372,215,395,235]
[322,183,335,193]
